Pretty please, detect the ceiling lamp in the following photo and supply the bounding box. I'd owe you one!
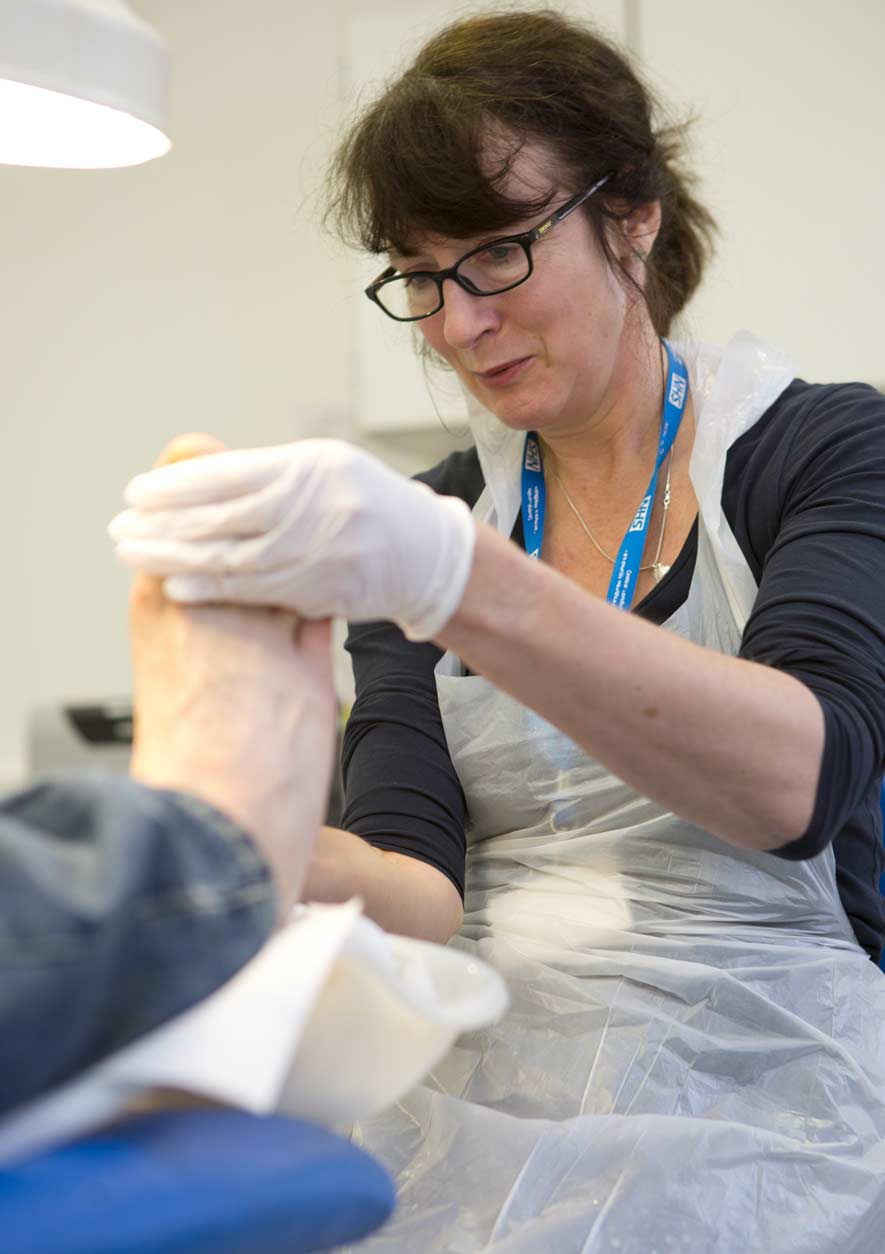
[0,0,170,169]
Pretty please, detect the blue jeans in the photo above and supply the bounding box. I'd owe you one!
[0,771,274,1116]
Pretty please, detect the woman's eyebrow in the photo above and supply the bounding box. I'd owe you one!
[388,244,431,268]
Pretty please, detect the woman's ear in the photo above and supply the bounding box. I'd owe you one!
[622,200,662,264]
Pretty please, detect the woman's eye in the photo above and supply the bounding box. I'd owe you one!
[478,243,520,265]
[402,272,434,290]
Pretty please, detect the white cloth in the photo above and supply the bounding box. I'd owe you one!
[349,333,885,1253]
[109,438,476,641]
[0,900,507,1165]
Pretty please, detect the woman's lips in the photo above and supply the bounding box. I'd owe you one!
[475,356,532,387]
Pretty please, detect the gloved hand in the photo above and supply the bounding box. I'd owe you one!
[109,438,476,641]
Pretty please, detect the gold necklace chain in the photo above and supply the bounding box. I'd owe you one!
[548,448,674,584]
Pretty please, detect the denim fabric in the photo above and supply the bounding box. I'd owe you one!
[0,771,275,1116]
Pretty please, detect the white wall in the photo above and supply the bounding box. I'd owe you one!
[640,0,885,382]
[0,0,882,788]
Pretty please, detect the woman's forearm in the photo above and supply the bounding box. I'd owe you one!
[301,825,464,942]
[438,525,825,853]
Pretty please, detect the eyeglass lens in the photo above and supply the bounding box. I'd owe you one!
[377,240,531,319]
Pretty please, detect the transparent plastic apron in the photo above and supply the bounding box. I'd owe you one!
[352,335,885,1254]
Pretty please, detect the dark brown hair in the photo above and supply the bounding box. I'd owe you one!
[327,9,717,335]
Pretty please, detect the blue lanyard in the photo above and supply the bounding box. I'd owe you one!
[520,340,688,610]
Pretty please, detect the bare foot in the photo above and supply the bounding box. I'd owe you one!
[128,434,336,916]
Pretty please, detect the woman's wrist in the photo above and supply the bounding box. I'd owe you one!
[437,522,540,651]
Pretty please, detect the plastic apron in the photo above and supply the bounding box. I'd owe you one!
[352,333,885,1253]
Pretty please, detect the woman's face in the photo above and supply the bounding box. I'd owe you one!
[392,145,652,438]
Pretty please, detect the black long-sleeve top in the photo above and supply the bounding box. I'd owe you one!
[343,380,885,962]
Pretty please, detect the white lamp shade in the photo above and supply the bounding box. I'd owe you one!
[0,0,170,168]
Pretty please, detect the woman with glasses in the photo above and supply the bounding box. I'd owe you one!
[114,10,885,1251]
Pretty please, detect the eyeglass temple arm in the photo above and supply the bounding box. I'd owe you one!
[531,172,613,241]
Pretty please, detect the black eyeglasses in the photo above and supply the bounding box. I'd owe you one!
[365,173,613,322]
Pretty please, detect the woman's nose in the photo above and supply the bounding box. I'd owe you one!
[440,278,499,350]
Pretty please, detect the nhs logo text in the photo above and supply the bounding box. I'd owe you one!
[668,374,687,409]
[629,494,652,533]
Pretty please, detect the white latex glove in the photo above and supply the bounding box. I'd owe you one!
[109,439,476,641]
